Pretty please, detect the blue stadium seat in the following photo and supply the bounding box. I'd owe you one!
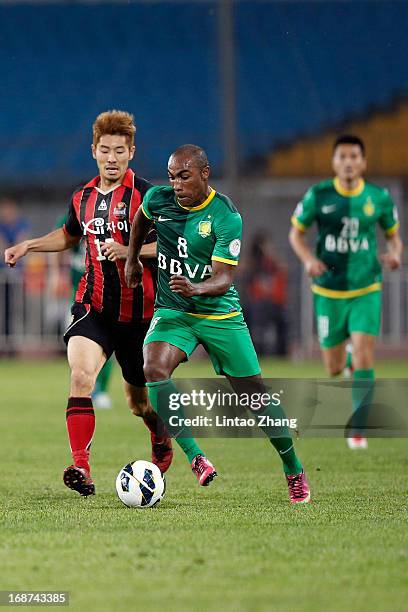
[1,1,407,183]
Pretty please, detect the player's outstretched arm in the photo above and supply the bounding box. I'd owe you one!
[169,260,235,298]
[289,226,327,277]
[381,231,403,270]
[4,227,80,268]
[125,206,153,287]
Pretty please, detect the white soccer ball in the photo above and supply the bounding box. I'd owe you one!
[115,460,165,508]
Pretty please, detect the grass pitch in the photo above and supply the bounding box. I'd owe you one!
[1,358,408,611]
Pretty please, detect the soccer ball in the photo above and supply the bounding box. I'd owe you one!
[115,460,166,508]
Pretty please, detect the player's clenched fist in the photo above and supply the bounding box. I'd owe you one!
[125,258,144,287]
[169,275,197,297]
[4,242,28,267]
[304,257,327,278]
[380,252,401,270]
[100,241,128,262]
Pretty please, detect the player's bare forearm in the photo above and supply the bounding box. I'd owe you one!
[128,207,153,263]
[169,261,235,297]
[126,207,153,286]
[382,231,403,269]
[387,232,403,257]
[289,226,313,264]
[289,226,327,277]
[4,228,79,267]
[99,239,156,263]
[140,241,157,259]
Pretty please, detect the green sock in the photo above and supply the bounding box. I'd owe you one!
[95,358,114,393]
[146,379,204,464]
[269,438,303,476]
[256,401,303,476]
[351,368,375,435]
[345,344,353,370]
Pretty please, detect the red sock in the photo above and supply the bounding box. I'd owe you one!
[66,397,95,472]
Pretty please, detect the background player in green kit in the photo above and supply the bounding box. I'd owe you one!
[51,214,114,409]
[126,144,311,504]
[289,134,403,449]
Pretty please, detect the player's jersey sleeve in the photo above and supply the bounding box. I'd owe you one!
[211,210,242,266]
[141,186,160,221]
[291,188,317,232]
[64,196,82,237]
[378,190,400,236]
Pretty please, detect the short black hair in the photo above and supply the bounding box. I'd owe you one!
[333,134,365,156]
[170,144,209,169]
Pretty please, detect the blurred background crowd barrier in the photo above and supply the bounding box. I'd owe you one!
[1,0,407,358]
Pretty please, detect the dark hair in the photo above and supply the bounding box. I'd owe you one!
[170,144,209,169]
[333,134,365,156]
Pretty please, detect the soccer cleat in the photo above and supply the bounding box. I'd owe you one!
[286,470,311,504]
[151,433,173,474]
[63,465,95,497]
[191,454,217,486]
[347,436,368,450]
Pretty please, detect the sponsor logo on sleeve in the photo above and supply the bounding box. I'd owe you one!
[229,239,241,257]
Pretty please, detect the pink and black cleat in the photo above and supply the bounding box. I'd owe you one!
[286,470,311,504]
[63,465,95,497]
[191,455,217,486]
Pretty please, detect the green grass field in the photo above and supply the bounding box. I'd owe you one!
[1,358,408,611]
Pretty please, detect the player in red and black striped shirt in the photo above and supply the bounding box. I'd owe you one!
[5,111,172,496]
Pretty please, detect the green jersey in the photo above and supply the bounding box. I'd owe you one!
[56,213,85,291]
[292,178,400,298]
[142,186,242,318]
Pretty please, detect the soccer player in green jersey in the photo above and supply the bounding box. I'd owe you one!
[289,134,403,449]
[51,213,114,409]
[126,144,311,504]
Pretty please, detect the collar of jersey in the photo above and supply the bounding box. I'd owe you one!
[177,188,216,211]
[84,167,134,190]
[333,177,365,197]
[96,185,120,196]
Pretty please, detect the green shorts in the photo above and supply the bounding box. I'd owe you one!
[314,290,381,348]
[144,308,261,377]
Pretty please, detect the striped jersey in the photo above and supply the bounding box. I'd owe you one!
[291,178,400,298]
[64,168,156,322]
[141,186,243,318]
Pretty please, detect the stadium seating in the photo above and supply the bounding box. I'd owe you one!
[1,1,407,183]
[268,102,408,177]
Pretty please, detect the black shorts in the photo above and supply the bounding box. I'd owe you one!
[63,302,149,387]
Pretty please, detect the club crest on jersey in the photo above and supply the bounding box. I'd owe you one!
[363,198,375,216]
[114,202,127,219]
[198,220,212,238]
